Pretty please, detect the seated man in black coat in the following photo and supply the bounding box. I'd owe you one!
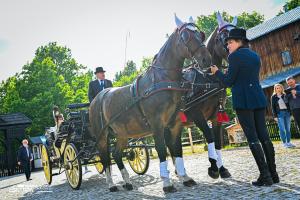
[17,139,33,181]
[88,67,113,103]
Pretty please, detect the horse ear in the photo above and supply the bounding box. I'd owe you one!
[175,13,184,28]
[232,16,238,26]
[188,16,195,23]
[216,11,224,28]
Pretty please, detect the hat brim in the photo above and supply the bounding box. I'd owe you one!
[94,70,106,74]
[225,36,249,43]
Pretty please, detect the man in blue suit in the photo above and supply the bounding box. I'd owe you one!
[88,67,113,103]
[17,139,33,181]
[210,28,278,186]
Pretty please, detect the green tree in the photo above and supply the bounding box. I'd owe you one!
[196,11,264,38]
[278,0,300,15]
[0,42,92,135]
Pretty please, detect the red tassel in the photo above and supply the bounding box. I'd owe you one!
[217,111,230,123]
[179,111,188,123]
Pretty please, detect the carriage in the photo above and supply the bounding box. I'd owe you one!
[40,103,150,190]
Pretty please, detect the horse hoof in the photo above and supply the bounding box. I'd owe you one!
[208,167,219,179]
[109,186,119,192]
[123,183,133,191]
[220,167,231,178]
[183,179,197,187]
[163,185,177,193]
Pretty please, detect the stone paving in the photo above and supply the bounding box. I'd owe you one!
[1,140,300,200]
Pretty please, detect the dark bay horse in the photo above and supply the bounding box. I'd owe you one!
[89,15,211,193]
[182,12,237,179]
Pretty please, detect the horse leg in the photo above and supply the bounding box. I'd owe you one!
[212,120,231,178]
[153,129,176,193]
[112,137,133,191]
[98,133,118,192]
[187,110,219,179]
[164,124,197,187]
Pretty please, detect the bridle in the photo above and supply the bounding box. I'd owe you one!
[178,23,206,63]
[216,24,236,52]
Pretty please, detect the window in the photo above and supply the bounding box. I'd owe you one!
[33,146,40,159]
[281,50,292,66]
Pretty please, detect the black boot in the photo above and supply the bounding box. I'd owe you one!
[249,142,273,186]
[261,140,279,183]
[208,158,219,179]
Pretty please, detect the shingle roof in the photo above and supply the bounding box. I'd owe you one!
[0,113,32,127]
[260,66,300,88]
[247,6,300,40]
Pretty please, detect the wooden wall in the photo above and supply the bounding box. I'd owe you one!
[250,21,300,81]
[249,20,300,118]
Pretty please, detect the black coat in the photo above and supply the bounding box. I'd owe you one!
[215,48,267,109]
[271,94,290,118]
[17,146,32,164]
[88,79,113,102]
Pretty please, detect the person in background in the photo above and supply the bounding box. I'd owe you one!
[271,84,295,148]
[210,28,279,186]
[86,67,112,173]
[88,67,113,103]
[285,76,300,132]
[17,139,33,181]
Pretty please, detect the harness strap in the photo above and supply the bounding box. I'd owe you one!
[184,88,225,112]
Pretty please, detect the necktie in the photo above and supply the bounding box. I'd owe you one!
[26,147,29,158]
[100,80,104,91]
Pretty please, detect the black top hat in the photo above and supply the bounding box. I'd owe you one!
[225,28,249,42]
[94,67,106,74]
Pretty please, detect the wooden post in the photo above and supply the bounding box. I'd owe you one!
[188,128,195,153]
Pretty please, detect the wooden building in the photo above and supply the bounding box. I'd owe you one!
[0,113,32,177]
[247,6,300,118]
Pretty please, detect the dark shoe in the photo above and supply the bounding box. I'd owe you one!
[261,140,279,184]
[249,142,273,187]
[208,158,219,179]
[27,178,32,181]
[219,166,231,178]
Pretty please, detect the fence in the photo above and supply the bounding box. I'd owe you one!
[266,120,300,140]
[0,153,24,178]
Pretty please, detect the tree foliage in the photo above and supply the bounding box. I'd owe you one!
[0,42,92,136]
[278,0,300,15]
[196,11,264,39]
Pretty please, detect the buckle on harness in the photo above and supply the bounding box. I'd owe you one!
[205,83,210,89]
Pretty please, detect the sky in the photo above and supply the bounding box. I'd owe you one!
[0,0,286,82]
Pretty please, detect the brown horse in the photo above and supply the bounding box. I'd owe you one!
[89,15,211,193]
[182,12,237,179]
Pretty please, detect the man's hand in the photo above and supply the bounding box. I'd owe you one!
[210,65,219,74]
[30,159,33,162]
[274,118,278,122]
[18,162,21,165]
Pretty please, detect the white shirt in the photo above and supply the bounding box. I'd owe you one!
[98,79,104,86]
[277,94,287,110]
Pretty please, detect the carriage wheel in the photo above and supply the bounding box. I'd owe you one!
[41,145,52,184]
[127,142,150,175]
[64,143,82,190]
[94,155,104,174]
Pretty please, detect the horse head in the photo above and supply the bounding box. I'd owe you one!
[174,15,212,69]
[214,11,237,60]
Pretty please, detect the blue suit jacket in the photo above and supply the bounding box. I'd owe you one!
[17,146,33,164]
[215,48,267,110]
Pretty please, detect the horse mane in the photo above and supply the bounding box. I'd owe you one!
[205,27,218,55]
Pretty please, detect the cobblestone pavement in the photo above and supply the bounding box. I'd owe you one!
[1,141,300,200]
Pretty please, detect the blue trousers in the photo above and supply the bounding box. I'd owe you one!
[277,110,291,143]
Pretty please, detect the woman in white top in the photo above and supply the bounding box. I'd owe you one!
[271,84,295,148]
